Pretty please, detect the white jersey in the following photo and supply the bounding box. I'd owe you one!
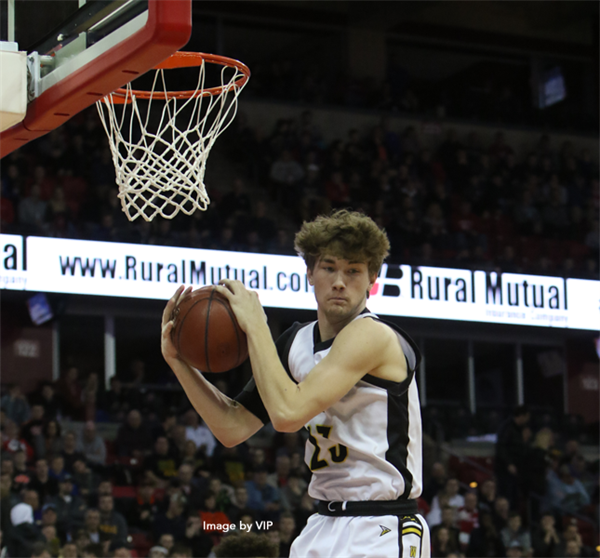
[236,310,423,503]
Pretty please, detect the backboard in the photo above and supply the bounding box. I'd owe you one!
[0,0,192,157]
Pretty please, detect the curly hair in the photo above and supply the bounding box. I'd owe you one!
[214,533,279,558]
[294,209,390,277]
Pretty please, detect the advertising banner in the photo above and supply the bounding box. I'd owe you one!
[1,234,598,330]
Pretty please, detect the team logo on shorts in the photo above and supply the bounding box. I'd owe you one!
[410,545,417,557]
[379,525,391,536]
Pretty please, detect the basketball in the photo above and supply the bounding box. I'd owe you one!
[170,286,248,372]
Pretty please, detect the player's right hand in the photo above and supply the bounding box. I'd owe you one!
[161,285,192,364]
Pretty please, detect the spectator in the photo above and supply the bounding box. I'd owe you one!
[477,478,498,515]
[1,469,17,536]
[76,421,107,467]
[12,448,30,477]
[177,463,206,511]
[18,184,47,233]
[168,424,189,460]
[500,511,532,557]
[102,377,130,422]
[559,520,595,558]
[37,528,57,556]
[213,532,278,558]
[49,455,68,483]
[61,431,86,473]
[431,525,461,558]
[2,421,34,460]
[153,493,187,541]
[61,542,79,558]
[270,150,305,204]
[422,462,448,505]
[8,502,45,557]
[207,477,234,513]
[98,495,128,546]
[20,405,46,459]
[495,405,530,507]
[34,383,60,421]
[430,506,461,551]
[30,540,52,558]
[531,513,562,558]
[56,367,85,421]
[169,543,194,557]
[28,458,59,504]
[492,496,510,531]
[198,491,232,537]
[1,385,30,426]
[148,545,169,558]
[181,515,213,558]
[114,410,153,458]
[524,427,554,519]
[457,491,479,550]
[245,466,281,523]
[126,480,160,532]
[157,533,175,555]
[49,474,86,536]
[277,511,297,558]
[42,420,62,459]
[183,410,216,458]
[466,511,505,558]
[82,542,104,558]
[227,486,253,525]
[547,464,591,515]
[280,473,308,512]
[143,436,180,487]
[82,509,102,544]
[427,478,465,527]
[72,458,96,500]
[73,528,92,555]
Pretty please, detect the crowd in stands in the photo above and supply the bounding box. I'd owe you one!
[1,368,598,557]
[240,53,596,134]
[1,106,598,281]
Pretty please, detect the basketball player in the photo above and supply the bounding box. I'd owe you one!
[162,210,429,558]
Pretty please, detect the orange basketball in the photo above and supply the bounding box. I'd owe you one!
[170,286,248,372]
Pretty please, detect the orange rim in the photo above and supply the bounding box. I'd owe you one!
[109,52,250,104]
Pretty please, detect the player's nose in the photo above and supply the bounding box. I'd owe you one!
[332,272,346,288]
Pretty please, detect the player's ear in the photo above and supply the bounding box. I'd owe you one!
[307,267,314,286]
[366,274,376,299]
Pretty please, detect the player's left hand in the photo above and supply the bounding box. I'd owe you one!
[216,279,267,333]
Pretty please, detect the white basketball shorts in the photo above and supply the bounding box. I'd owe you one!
[289,512,430,558]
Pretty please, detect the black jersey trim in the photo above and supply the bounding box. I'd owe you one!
[313,323,333,353]
[233,322,308,425]
[349,316,420,500]
[387,386,414,499]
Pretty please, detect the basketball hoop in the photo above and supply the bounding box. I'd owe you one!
[97,52,250,222]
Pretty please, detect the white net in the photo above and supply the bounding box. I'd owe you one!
[96,57,248,222]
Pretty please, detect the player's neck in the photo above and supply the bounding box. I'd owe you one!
[316,304,367,341]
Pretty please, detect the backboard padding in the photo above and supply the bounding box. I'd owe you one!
[0,0,191,158]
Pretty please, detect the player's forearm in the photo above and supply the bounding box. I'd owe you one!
[246,322,304,432]
[168,359,260,446]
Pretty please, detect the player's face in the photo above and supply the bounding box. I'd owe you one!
[308,255,375,322]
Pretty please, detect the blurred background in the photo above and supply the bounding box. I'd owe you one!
[1,2,598,558]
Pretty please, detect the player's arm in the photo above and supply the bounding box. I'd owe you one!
[161,286,263,447]
[216,280,403,432]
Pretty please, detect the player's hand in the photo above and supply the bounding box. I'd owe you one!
[161,285,192,364]
[216,279,267,333]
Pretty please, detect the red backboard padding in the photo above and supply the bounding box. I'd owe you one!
[0,0,191,157]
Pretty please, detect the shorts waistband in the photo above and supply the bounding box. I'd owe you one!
[317,499,418,517]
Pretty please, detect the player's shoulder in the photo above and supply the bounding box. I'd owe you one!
[339,315,397,345]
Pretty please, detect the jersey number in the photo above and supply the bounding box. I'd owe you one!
[307,425,348,471]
